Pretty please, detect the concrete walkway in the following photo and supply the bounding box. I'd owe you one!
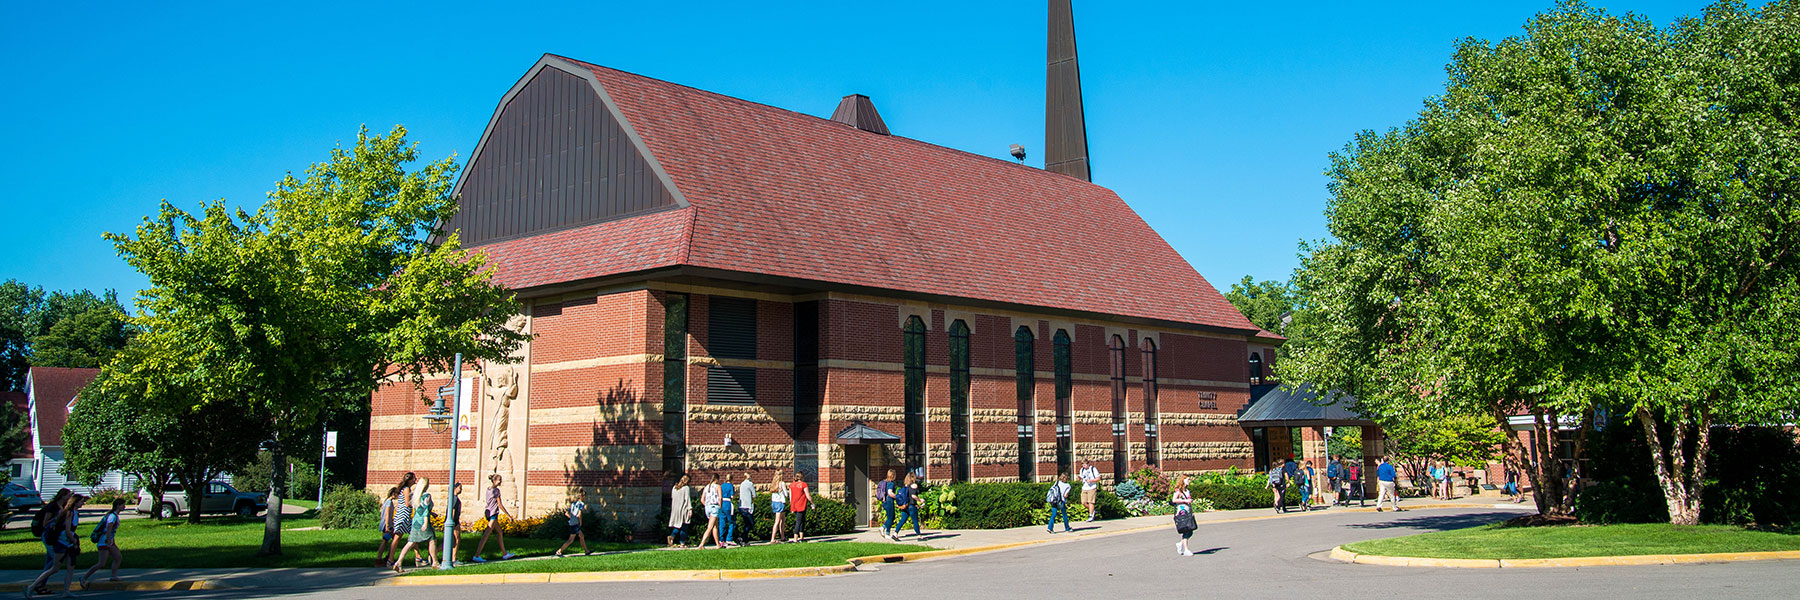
[0,495,1535,592]
[821,494,1535,551]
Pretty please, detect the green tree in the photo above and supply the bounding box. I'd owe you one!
[105,125,527,554]
[1224,275,1315,350]
[0,282,132,391]
[1281,1,1800,523]
[1384,413,1505,487]
[65,353,270,523]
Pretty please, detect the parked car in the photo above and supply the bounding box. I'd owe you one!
[135,481,266,518]
[2,483,42,510]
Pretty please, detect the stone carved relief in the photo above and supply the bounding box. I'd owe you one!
[483,313,530,515]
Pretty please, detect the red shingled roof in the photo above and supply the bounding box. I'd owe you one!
[26,367,98,448]
[478,55,1255,332]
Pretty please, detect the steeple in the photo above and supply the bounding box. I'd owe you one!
[1045,0,1091,181]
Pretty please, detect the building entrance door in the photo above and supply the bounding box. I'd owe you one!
[844,445,870,527]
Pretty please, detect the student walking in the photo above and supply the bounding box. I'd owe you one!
[1267,459,1289,513]
[81,498,127,588]
[892,472,923,539]
[376,487,399,566]
[787,476,810,542]
[698,474,723,549]
[1078,461,1101,521]
[719,476,738,547]
[387,472,417,568]
[1045,472,1072,533]
[769,471,789,543]
[1376,457,1404,512]
[445,483,465,566]
[393,477,439,572]
[1347,461,1364,505]
[1171,475,1195,556]
[1505,466,1524,503]
[877,469,898,539]
[736,472,757,546]
[1326,456,1343,506]
[555,490,591,557]
[27,493,83,598]
[1298,461,1315,511]
[470,474,517,562]
[668,475,694,547]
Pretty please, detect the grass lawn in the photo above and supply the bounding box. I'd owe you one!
[405,541,930,576]
[283,500,319,510]
[0,516,638,569]
[1343,523,1800,560]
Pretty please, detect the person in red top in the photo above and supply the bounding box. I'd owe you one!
[786,476,810,543]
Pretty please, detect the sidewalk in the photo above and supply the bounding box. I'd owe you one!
[0,495,1535,591]
[831,494,1536,551]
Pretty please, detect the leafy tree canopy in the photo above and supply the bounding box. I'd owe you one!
[0,282,133,391]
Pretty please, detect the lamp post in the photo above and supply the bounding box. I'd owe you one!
[422,353,463,570]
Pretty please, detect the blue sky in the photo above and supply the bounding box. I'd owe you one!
[0,1,1739,300]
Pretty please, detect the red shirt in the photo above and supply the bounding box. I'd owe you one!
[787,481,809,511]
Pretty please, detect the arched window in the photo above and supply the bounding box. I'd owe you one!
[1014,326,1036,481]
[1141,338,1160,467]
[903,316,927,472]
[1249,352,1264,385]
[1053,329,1073,478]
[949,320,971,483]
[1109,335,1128,482]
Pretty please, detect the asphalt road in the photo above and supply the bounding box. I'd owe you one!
[83,507,1800,600]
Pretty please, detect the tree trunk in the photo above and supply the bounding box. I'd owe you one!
[259,432,285,556]
[1636,406,1709,526]
[180,472,206,525]
[1499,405,1571,516]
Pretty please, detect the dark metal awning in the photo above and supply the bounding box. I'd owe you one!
[1237,383,1375,427]
[834,421,901,445]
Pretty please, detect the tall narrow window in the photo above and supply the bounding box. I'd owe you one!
[1249,352,1264,385]
[707,297,758,404]
[1014,326,1036,481]
[1053,329,1073,478]
[1141,338,1159,467]
[902,316,927,472]
[1108,335,1128,481]
[949,320,971,483]
[662,293,689,476]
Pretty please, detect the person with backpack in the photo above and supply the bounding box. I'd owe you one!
[1325,456,1343,506]
[554,489,591,557]
[27,493,84,598]
[1267,459,1288,513]
[82,498,126,588]
[1045,472,1072,533]
[1347,460,1364,505]
[877,469,898,540]
[1078,461,1101,521]
[1298,461,1316,511]
[1171,474,1195,556]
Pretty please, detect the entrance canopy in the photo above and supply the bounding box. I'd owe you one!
[1238,383,1373,428]
[834,421,901,445]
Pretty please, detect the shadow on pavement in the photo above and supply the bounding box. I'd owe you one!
[1191,547,1227,555]
[1343,511,1515,532]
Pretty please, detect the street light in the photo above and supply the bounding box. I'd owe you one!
[420,353,464,571]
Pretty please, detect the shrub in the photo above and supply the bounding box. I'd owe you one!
[87,488,134,506]
[1128,467,1173,502]
[319,485,381,529]
[1190,482,1294,511]
[1574,478,1666,524]
[803,494,856,535]
[668,491,857,542]
[1093,488,1128,519]
[940,482,1048,529]
[527,508,634,542]
[1114,480,1145,502]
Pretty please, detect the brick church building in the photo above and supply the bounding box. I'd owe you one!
[369,4,1277,527]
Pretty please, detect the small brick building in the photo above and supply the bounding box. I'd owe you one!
[367,49,1273,528]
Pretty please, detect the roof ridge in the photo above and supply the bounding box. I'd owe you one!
[551,55,1115,193]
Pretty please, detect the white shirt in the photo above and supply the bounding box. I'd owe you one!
[739,479,755,506]
[1080,465,1100,490]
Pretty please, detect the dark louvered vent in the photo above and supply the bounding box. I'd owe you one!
[830,94,890,135]
[707,366,757,404]
[707,297,758,359]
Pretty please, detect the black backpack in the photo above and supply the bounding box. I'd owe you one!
[30,506,57,538]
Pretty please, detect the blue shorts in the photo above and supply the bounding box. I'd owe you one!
[772,502,785,513]
[705,504,720,519]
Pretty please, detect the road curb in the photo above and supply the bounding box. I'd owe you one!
[1329,546,1800,568]
[0,580,233,592]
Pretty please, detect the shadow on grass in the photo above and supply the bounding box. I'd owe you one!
[1344,511,1518,532]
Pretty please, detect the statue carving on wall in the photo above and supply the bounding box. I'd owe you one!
[485,366,520,472]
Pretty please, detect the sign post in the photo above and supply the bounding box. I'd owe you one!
[438,353,463,570]
[317,426,337,505]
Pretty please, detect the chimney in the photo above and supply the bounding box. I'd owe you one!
[1045,0,1091,181]
[830,94,890,135]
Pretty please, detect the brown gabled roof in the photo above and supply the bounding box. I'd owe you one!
[475,55,1257,332]
[26,367,98,448]
[2,391,27,459]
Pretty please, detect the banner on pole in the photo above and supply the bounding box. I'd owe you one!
[325,431,339,458]
[457,377,476,442]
